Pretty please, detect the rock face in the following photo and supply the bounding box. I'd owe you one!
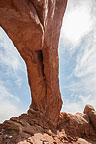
[0,1,96,144]
[0,105,96,144]
[84,105,96,130]
[0,0,67,126]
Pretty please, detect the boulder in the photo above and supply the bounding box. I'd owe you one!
[84,104,96,130]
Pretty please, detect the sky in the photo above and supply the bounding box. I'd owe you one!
[0,28,31,122]
[0,0,96,122]
[59,0,96,113]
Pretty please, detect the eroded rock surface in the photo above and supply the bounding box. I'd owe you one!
[0,0,96,144]
[0,105,96,143]
[0,0,67,126]
[84,105,96,131]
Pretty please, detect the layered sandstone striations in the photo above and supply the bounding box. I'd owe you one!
[0,0,96,144]
[0,0,67,126]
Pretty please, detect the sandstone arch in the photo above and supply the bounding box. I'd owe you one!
[1,1,96,144]
[0,0,67,126]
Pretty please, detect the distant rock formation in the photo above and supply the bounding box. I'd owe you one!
[0,0,96,144]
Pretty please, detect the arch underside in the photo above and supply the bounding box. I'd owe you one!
[0,0,67,126]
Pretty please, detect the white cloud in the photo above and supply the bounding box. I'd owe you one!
[0,27,23,71]
[0,101,23,123]
[0,82,20,102]
[0,82,24,122]
[61,0,95,48]
[62,94,96,114]
[62,100,83,114]
[0,27,27,87]
[60,0,96,113]
[0,27,28,122]
[74,48,96,77]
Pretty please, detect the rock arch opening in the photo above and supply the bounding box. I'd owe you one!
[0,27,31,123]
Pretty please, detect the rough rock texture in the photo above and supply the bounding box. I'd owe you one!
[84,105,96,131]
[0,0,67,127]
[0,105,96,143]
[0,0,96,144]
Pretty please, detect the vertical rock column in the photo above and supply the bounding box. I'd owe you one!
[43,0,67,125]
[0,0,67,127]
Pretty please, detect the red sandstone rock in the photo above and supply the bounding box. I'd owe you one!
[84,104,96,130]
[0,0,96,144]
[77,138,91,144]
[84,105,95,115]
[0,0,67,127]
[0,105,96,143]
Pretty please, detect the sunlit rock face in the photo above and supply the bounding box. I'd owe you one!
[1,1,96,144]
[0,0,67,126]
[0,105,96,143]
